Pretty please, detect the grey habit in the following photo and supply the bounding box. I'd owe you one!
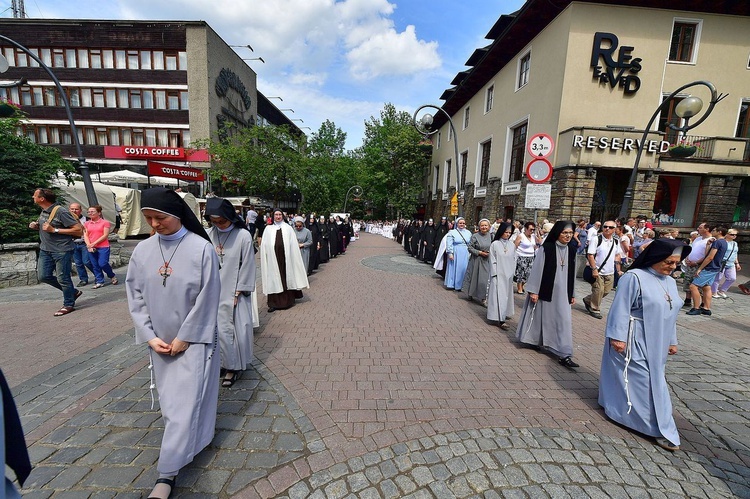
[126,229,221,475]
[599,268,682,445]
[295,226,313,270]
[516,243,575,357]
[208,226,256,371]
[486,238,516,322]
[462,231,492,301]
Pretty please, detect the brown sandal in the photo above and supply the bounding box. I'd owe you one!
[54,306,75,317]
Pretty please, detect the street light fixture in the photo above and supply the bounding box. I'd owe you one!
[291,118,303,123]
[413,104,461,217]
[266,96,283,101]
[618,80,727,219]
[0,34,98,206]
[343,185,363,213]
[242,57,265,63]
[279,108,294,113]
[230,44,254,52]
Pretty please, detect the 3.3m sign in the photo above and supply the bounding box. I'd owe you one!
[590,32,642,95]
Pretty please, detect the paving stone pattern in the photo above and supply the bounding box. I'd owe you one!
[4,233,749,498]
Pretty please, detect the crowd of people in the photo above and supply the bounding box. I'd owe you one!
[386,212,746,453]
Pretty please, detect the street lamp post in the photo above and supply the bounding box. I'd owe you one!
[412,104,461,218]
[343,185,363,213]
[618,80,726,220]
[0,34,99,206]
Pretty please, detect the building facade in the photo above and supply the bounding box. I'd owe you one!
[0,19,303,199]
[424,0,750,234]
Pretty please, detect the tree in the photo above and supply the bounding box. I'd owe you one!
[359,103,428,219]
[205,124,306,206]
[0,109,76,243]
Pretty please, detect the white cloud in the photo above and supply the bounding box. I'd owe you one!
[346,24,440,80]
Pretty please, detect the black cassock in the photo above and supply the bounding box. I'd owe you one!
[422,224,437,263]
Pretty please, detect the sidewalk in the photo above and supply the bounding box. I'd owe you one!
[3,234,749,498]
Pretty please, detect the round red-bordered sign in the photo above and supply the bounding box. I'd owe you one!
[526,158,553,184]
[527,133,554,159]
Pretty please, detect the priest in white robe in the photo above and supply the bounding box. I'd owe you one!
[125,187,220,499]
[205,197,256,388]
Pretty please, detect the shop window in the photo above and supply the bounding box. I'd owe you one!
[479,141,491,187]
[463,106,470,130]
[517,51,531,90]
[669,19,701,63]
[460,151,468,190]
[651,175,700,227]
[485,85,494,113]
[732,178,750,229]
[508,122,527,182]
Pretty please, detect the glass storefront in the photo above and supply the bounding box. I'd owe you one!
[732,177,750,229]
[651,175,701,227]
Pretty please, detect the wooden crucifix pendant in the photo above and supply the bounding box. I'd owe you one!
[158,264,173,287]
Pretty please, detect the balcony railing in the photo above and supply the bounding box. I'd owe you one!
[664,133,749,162]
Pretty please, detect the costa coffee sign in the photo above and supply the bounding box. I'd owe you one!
[148,161,205,182]
[104,146,209,161]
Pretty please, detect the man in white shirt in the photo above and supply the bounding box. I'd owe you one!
[582,221,624,319]
[586,221,601,247]
[245,205,259,238]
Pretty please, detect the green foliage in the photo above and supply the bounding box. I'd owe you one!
[0,117,76,243]
[204,124,306,206]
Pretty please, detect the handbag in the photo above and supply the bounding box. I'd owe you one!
[583,236,616,284]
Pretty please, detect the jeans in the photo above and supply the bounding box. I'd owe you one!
[89,247,115,284]
[38,250,76,307]
[72,243,93,283]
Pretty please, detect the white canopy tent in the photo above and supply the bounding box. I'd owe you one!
[96,170,180,187]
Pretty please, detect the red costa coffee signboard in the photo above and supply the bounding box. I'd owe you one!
[104,146,210,161]
[147,161,205,182]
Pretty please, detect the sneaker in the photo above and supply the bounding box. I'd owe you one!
[682,300,692,308]
[590,310,603,319]
[686,308,701,315]
[718,292,728,299]
[712,294,721,299]
[701,308,712,316]
[583,297,592,313]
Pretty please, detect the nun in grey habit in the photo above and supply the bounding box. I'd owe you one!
[205,197,256,388]
[486,222,516,330]
[599,238,689,452]
[126,188,220,499]
[516,220,579,368]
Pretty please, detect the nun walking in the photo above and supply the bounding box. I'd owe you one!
[204,197,257,388]
[463,218,492,302]
[487,222,516,330]
[125,188,220,499]
[443,217,473,291]
[259,209,309,312]
[516,221,580,368]
[599,238,689,452]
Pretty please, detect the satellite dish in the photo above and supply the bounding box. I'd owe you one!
[0,56,10,74]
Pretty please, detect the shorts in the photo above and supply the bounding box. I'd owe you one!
[692,270,719,288]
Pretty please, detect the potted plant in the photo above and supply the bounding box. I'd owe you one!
[417,139,433,153]
[0,98,20,118]
[667,140,703,158]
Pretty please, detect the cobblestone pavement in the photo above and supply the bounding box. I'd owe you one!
[2,233,749,498]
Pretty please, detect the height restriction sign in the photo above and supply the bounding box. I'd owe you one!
[527,133,554,159]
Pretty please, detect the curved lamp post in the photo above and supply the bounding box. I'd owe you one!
[343,185,363,213]
[0,34,99,206]
[618,80,727,220]
[412,104,461,218]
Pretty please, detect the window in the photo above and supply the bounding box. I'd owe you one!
[651,175,700,227]
[78,49,89,68]
[96,128,107,145]
[165,52,178,70]
[141,51,152,70]
[20,87,31,106]
[736,100,749,138]
[180,91,189,109]
[90,50,102,69]
[105,89,117,108]
[479,141,491,187]
[460,151,468,190]
[509,122,527,182]
[448,124,453,142]
[43,88,56,106]
[2,48,13,66]
[169,130,182,147]
[32,87,43,106]
[153,51,164,70]
[178,52,187,70]
[128,50,139,69]
[103,50,114,68]
[16,51,28,67]
[142,90,154,109]
[485,85,494,113]
[434,165,440,193]
[158,129,169,146]
[115,50,127,69]
[445,159,452,193]
[80,88,92,107]
[65,49,76,68]
[28,48,40,68]
[146,129,156,146]
[167,91,180,110]
[69,88,80,107]
[436,131,441,149]
[155,90,167,109]
[130,89,142,108]
[118,89,129,108]
[109,128,120,146]
[669,20,701,63]
[463,106,470,130]
[658,95,685,144]
[93,89,104,107]
[517,52,531,89]
[40,48,52,67]
[52,49,64,68]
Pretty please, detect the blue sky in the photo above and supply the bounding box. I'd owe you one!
[2,0,526,150]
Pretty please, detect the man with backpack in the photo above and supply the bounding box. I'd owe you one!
[582,220,624,319]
